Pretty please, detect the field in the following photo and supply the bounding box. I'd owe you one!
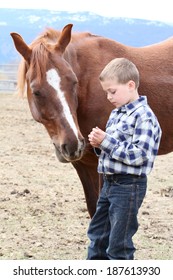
[0,93,173,260]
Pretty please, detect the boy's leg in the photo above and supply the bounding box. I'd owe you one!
[107,176,147,260]
[87,181,110,260]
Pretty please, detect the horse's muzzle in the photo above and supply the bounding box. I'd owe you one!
[54,138,86,162]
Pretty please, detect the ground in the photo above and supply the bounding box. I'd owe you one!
[0,94,173,260]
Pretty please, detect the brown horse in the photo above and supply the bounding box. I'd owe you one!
[11,24,173,218]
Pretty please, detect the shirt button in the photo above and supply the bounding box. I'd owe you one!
[122,124,128,130]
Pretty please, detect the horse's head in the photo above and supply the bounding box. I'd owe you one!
[11,24,85,162]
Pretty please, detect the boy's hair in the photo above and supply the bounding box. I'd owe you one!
[99,57,140,88]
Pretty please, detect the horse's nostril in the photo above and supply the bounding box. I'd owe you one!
[80,138,86,150]
[61,144,68,155]
[61,139,85,160]
[61,143,76,158]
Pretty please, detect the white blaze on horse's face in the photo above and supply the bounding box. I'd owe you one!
[46,68,83,160]
[46,69,78,137]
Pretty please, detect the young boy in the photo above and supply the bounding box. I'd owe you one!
[87,57,162,260]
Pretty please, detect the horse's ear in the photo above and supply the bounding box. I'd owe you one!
[56,24,73,53]
[10,32,32,63]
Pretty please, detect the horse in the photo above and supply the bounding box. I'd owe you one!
[11,24,173,218]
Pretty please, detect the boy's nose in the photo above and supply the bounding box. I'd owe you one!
[107,93,112,101]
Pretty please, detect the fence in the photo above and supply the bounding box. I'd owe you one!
[0,64,18,93]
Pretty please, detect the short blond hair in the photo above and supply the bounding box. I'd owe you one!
[99,58,139,88]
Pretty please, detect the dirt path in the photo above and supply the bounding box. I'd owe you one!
[0,94,173,259]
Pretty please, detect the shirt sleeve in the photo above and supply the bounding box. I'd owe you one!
[99,118,161,166]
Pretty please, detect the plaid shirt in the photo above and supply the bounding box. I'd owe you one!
[97,96,162,176]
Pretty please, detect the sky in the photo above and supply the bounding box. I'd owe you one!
[0,0,173,24]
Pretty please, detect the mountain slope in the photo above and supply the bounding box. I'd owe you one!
[0,8,173,63]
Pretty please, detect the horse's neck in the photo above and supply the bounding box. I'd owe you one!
[63,36,129,95]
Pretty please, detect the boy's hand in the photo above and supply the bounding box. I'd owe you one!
[88,127,106,147]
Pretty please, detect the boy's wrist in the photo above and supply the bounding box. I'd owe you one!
[100,133,118,153]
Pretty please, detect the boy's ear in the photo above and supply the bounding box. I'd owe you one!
[128,80,136,89]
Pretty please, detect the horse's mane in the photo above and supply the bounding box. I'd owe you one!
[17,28,61,96]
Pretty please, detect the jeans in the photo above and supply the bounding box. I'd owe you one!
[87,174,147,260]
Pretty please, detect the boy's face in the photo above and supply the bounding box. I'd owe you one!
[100,78,138,108]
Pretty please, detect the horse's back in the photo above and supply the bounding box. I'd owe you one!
[74,33,173,155]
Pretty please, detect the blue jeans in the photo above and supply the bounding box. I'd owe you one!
[87,174,147,260]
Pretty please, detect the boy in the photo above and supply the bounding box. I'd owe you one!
[87,58,162,260]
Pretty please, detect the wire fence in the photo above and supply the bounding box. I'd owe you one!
[0,64,18,93]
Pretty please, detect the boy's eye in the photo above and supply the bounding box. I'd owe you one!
[104,90,116,95]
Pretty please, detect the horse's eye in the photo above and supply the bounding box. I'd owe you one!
[73,80,78,85]
[34,91,41,96]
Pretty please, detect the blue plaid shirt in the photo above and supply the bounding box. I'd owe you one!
[97,96,162,176]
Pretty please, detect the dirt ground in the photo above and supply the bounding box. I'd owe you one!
[0,93,173,260]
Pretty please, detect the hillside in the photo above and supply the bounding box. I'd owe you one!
[1,8,173,63]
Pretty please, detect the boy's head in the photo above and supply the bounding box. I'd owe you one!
[99,58,140,108]
[99,57,139,88]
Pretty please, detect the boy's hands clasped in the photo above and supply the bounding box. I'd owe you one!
[88,127,106,148]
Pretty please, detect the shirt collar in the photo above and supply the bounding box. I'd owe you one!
[115,96,147,115]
